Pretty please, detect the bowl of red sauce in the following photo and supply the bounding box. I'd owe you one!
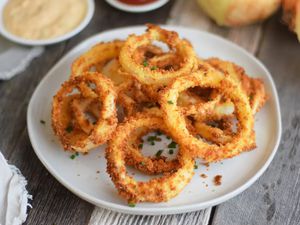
[105,0,169,13]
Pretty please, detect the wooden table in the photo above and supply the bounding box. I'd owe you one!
[1,1,299,224]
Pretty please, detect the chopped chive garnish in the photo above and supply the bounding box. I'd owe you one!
[65,124,73,133]
[147,136,161,142]
[167,100,174,104]
[40,120,45,124]
[194,164,198,169]
[138,143,143,148]
[150,141,155,145]
[168,149,174,154]
[143,60,149,67]
[70,152,79,159]
[156,150,163,157]
[249,94,254,100]
[166,136,171,140]
[168,141,177,148]
[128,203,136,207]
[151,66,157,70]
[140,161,145,166]
[147,136,156,142]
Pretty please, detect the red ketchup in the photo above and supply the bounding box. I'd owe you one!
[118,0,158,5]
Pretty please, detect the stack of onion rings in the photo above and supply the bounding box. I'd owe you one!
[51,24,268,204]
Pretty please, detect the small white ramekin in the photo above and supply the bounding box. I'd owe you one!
[0,0,95,46]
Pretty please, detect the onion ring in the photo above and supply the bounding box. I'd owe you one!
[206,58,267,114]
[52,72,117,152]
[159,68,255,162]
[119,24,197,85]
[71,40,131,88]
[71,40,123,76]
[106,111,194,203]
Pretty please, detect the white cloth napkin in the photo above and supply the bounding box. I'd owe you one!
[0,152,31,225]
[0,36,43,80]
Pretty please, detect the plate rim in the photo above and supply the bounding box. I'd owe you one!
[27,25,282,215]
[0,0,95,46]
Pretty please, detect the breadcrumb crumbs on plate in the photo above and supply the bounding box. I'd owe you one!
[200,173,207,178]
[202,162,210,167]
[214,175,222,186]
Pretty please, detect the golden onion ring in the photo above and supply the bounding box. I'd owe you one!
[106,111,194,203]
[71,40,130,87]
[159,68,255,162]
[119,24,197,85]
[206,57,267,114]
[52,72,117,152]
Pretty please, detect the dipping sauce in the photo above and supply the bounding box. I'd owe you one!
[3,0,88,40]
[118,0,158,5]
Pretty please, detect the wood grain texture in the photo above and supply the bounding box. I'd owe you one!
[211,14,300,225]
[89,208,211,225]
[0,1,175,225]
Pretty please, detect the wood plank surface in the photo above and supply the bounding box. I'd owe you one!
[211,13,300,225]
[0,1,175,225]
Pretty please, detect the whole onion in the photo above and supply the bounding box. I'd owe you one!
[282,0,300,41]
[197,0,281,27]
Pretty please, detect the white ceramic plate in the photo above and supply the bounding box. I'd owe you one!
[27,26,281,215]
[105,0,169,13]
[0,0,95,46]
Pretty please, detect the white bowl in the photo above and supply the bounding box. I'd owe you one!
[27,25,281,215]
[105,0,169,13]
[0,0,95,46]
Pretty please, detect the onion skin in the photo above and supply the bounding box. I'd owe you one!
[283,0,300,41]
[197,0,281,27]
